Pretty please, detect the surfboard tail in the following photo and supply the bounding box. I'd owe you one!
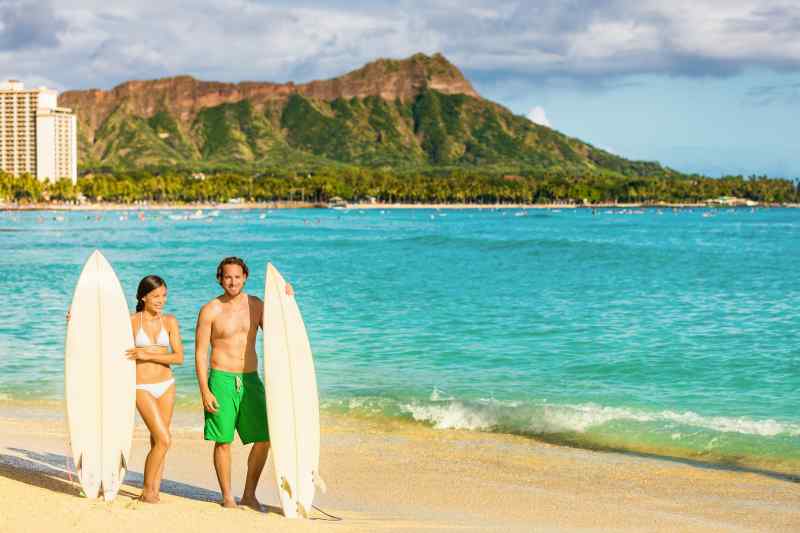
[101,451,127,502]
[77,454,101,499]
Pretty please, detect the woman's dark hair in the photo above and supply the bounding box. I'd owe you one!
[216,256,249,286]
[136,275,167,312]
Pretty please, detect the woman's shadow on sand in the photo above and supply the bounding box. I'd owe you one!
[0,448,243,505]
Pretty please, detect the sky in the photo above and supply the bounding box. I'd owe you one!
[2,0,798,177]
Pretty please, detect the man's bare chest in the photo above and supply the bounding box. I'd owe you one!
[212,308,252,339]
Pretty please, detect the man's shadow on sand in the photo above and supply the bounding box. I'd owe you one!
[0,448,280,514]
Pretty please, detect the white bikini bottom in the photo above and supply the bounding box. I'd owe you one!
[136,378,175,399]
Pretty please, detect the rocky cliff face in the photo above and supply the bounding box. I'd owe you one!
[56,53,664,175]
[60,53,480,144]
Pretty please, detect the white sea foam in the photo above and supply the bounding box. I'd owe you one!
[656,410,799,437]
[344,397,388,414]
[538,403,654,433]
[477,397,522,408]
[400,401,496,430]
[429,387,454,402]
[394,398,800,438]
[326,391,800,439]
[534,402,800,437]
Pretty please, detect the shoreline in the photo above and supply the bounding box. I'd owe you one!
[2,399,798,485]
[0,201,795,212]
[0,409,798,531]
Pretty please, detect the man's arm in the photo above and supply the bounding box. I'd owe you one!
[195,303,218,413]
[254,296,264,330]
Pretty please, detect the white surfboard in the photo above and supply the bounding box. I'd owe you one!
[65,250,136,501]
[263,263,324,518]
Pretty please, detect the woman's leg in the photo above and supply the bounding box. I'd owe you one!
[136,388,172,502]
[153,384,176,497]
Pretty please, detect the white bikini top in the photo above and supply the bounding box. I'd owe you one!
[134,313,170,348]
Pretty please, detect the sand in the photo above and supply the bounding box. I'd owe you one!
[0,409,798,532]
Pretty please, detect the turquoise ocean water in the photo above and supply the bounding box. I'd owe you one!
[1,207,798,474]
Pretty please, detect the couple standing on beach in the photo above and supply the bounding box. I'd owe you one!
[123,256,291,507]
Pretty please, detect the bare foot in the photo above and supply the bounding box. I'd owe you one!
[138,492,159,504]
[220,498,238,509]
[239,496,263,512]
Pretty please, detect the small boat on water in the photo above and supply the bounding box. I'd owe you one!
[328,197,348,210]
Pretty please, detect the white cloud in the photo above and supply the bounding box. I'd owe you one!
[3,0,800,90]
[599,145,618,155]
[526,106,551,128]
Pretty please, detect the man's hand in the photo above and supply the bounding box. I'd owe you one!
[202,389,219,413]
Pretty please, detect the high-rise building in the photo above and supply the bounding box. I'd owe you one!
[0,80,77,184]
[36,107,77,185]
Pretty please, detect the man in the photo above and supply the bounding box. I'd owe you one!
[195,256,291,509]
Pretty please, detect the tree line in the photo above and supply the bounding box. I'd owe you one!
[1,167,798,204]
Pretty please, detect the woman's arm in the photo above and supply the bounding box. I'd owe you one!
[165,315,184,364]
[126,315,184,365]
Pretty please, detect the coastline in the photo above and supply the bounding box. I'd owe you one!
[0,201,794,212]
[0,405,798,531]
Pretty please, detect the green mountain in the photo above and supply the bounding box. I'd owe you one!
[59,53,670,175]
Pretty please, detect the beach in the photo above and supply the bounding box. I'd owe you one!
[0,407,798,532]
[2,207,800,531]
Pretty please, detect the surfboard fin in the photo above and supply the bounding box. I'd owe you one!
[312,471,327,493]
[280,477,293,499]
[119,451,128,489]
[74,453,83,491]
[297,501,309,518]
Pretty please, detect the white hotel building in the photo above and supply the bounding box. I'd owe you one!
[0,80,77,184]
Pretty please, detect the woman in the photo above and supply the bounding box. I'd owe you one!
[126,275,184,503]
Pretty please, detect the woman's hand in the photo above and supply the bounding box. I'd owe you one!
[125,347,150,361]
[285,283,294,296]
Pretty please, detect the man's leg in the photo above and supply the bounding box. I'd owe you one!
[240,441,269,509]
[205,370,238,508]
[238,373,270,510]
[213,442,236,508]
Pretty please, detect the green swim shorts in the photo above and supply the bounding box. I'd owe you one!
[204,369,269,444]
